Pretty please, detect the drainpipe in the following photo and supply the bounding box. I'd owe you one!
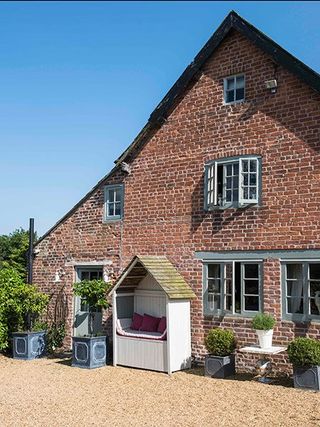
[27,218,34,284]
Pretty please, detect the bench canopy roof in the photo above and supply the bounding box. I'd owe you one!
[111,255,196,300]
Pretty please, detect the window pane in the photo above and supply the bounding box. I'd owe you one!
[310,299,320,316]
[208,264,220,279]
[226,295,232,311]
[287,297,303,314]
[236,88,244,101]
[245,280,259,295]
[244,264,258,278]
[115,188,122,202]
[208,279,220,293]
[310,264,320,280]
[310,281,320,297]
[80,271,89,280]
[226,90,234,103]
[226,177,232,189]
[249,187,257,200]
[108,203,114,216]
[243,188,248,199]
[90,271,99,280]
[236,75,244,88]
[115,202,121,216]
[243,174,248,185]
[226,164,233,176]
[233,163,239,175]
[226,78,235,90]
[108,189,115,202]
[233,188,239,201]
[242,160,249,172]
[244,296,259,311]
[250,174,257,185]
[226,190,232,202]
[286,264,302,279]
[250,160,257,172]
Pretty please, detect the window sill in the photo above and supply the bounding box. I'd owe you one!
[204,312,259,320]
[207,202,260,211]
[282,316,320,325]
[103,218,123,224]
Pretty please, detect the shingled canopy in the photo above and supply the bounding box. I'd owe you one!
[112,255,196,299]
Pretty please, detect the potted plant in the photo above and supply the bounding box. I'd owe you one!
[2,269,49,360]
[204,328,236,378]
[252,313,276,349]
[287,337,320,391]
[72,279,111,369]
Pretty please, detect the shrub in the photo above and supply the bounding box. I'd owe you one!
[252,313,276,330]
[0,267,48,351]
[287,337,320,368]
[204,328,236,356]
[73,279,112,336]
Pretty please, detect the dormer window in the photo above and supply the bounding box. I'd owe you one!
[223,74,245,104]
[204,156,261,210]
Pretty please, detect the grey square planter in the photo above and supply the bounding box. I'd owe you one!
[293,366,320,391]
[12,331,46,360]
[72,336,108,369]
[205,354,236,378]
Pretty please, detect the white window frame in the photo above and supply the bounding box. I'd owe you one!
[104,184,124,221]
[282,261,320,322]
[223,74,245,105]
[204,156,260,210]
[203,260,263,317]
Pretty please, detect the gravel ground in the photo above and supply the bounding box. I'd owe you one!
[0,354,319,427]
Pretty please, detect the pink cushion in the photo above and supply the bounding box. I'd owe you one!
[157,316,166,333]
[131,312,143,330]
[140,314,161,332]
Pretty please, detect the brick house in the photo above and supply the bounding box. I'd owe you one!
[33,11,320,373]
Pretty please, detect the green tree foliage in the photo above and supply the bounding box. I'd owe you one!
[0,228,37,280]
[287,337,320,367]
[73,279,112,336]
[0,267,48,351]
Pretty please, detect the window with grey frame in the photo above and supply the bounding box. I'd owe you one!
[223,74,245,104]
[205,156,261,209]
[104,184,124,220]
[203,261,262,316]
[282,262,320,321]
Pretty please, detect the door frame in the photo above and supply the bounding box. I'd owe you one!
[73,266,104,337]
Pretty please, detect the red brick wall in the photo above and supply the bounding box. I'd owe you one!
[33,29,320,372]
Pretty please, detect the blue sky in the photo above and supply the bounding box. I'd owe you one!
[1,1,320,236]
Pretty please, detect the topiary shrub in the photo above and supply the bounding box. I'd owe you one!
[287,337,320,368]
[252,313,276,330]
[73,279,112,336]
[204,328,236,357]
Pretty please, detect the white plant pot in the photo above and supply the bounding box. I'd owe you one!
[255,329,273,349]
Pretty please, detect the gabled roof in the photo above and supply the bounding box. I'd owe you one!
[115,10,320,165]
[111,255,196,299]
[36,11,320,245]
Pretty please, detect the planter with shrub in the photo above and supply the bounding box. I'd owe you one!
[287,337,320,391]
[0,267,49,360]
[204,328,236,378]
[252,313,276,349]
[72,279,111,369]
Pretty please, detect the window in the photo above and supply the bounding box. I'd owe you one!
[224,74,245,104]
[282,262,320,321]
[104,184,124,221]
[205,156,261,209]
[203,261,262,316]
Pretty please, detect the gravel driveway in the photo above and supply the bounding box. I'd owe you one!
[0,354,319,426]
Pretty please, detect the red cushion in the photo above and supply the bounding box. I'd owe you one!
[157,316,167,333]
[131,312,143,330]
[140,314,161,332]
